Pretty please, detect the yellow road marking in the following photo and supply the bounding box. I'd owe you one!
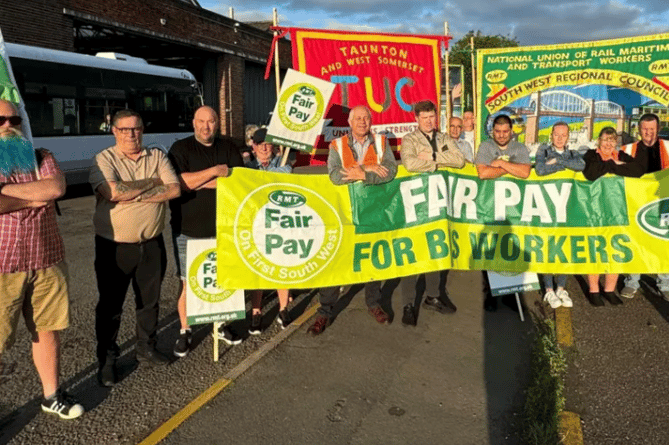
[139,303,320,445]
[560,411,584,445]
[555,307,582,444]
[554,307,573,348]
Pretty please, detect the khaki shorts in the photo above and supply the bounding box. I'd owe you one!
[0,261,70,353]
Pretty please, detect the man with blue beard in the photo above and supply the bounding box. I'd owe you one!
[0,99,83,419]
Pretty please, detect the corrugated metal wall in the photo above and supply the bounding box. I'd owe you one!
[243,61,283,126]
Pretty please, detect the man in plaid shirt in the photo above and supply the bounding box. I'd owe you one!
[0,99,83,419]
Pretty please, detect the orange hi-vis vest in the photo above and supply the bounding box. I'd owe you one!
[623,139,669,170]
[333,134,386,169]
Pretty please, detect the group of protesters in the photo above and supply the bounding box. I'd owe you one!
[1,95,667,420]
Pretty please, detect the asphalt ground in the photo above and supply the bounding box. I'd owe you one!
[0,191,535,445]
[564,275,669,444]
[160,275,533,445]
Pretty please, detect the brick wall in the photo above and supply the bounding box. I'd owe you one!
[63,0,291,65]
[2,0,291,136]
[1,0,73,50]
[218,54,245,138]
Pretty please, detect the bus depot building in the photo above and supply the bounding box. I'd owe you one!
[1,0,290,142]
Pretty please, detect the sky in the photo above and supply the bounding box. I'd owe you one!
[201,0,669,46]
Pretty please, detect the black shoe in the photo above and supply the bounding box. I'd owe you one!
[402,305,417,326]
[216,326,242,345]
[423,295,457,314]
[587,292,605,307]
[97,360,116,387]
[137,348,170,366]
[249,313,262,335]
[484,296,497,312]
[41,389,84,420]
[173,330,192,357]
[277,309,293,329]
[603,291,623,305]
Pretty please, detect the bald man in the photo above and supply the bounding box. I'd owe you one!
[168,106,245,356]
[449,116,474,163]
[308,105,398,335]
[462,110,475,148]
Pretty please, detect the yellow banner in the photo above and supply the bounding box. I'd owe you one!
[217,167,669,289]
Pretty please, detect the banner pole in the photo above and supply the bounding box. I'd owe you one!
[272,8,281,97]
[470,36,477,147]
[213,322,220,362]
[272,8,290,167]
[444,22,450,127]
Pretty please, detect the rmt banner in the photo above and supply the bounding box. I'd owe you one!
[216,166,669,290]
[290,28,448,139]
[476,33,669,150]
[265,69,335,152]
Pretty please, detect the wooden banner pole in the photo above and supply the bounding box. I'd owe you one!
[272,8,291,167]
[444,22,451,127]
[470,36,477,147]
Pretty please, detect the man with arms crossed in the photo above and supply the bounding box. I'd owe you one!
[400,100,464,326]
[0,99,83,418]
[169,106,245,356]
[534,121,585,308]
[475,114,530,311]
[90,109,180,386]
[307,105,397,335]
[475,114,531,179]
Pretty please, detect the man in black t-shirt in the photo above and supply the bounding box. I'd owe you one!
[168,106,245,356]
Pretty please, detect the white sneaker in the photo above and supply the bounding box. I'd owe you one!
[543,290,562,309]
[556,289,572,308]
[620,286,638,299]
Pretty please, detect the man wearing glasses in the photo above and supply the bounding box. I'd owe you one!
[89,109,180,386]
[0,99,84,419]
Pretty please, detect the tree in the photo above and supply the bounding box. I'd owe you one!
[448,31,519,110]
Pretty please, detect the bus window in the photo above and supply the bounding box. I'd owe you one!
[83,98,126,135]
[23,96,79,137]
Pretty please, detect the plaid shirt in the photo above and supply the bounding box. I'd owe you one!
[0,150,65,273]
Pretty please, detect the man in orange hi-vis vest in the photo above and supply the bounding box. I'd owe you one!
[307,105,397,335]
[621,113,669,300]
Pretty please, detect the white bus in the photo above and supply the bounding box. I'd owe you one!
[6,43,201,185]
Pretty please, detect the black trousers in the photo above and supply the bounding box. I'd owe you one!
[94,235,167,363]
[317,281,382,318]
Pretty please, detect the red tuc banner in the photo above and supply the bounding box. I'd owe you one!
[288,28,448,158]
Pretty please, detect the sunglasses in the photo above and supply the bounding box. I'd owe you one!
[0,116,22,126]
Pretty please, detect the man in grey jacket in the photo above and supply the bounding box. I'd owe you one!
[400,101,465,172]
[399,100,464,326]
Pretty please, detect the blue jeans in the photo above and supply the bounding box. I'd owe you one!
[624,274,669,291]
[542,274,567,290]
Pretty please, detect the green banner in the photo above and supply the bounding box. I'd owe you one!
[350,169,628,233]
[216,166,669,290]
[476,33,669,149]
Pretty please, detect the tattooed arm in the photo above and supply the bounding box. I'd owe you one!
[132,182,180,203]
[96,178,160,202]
